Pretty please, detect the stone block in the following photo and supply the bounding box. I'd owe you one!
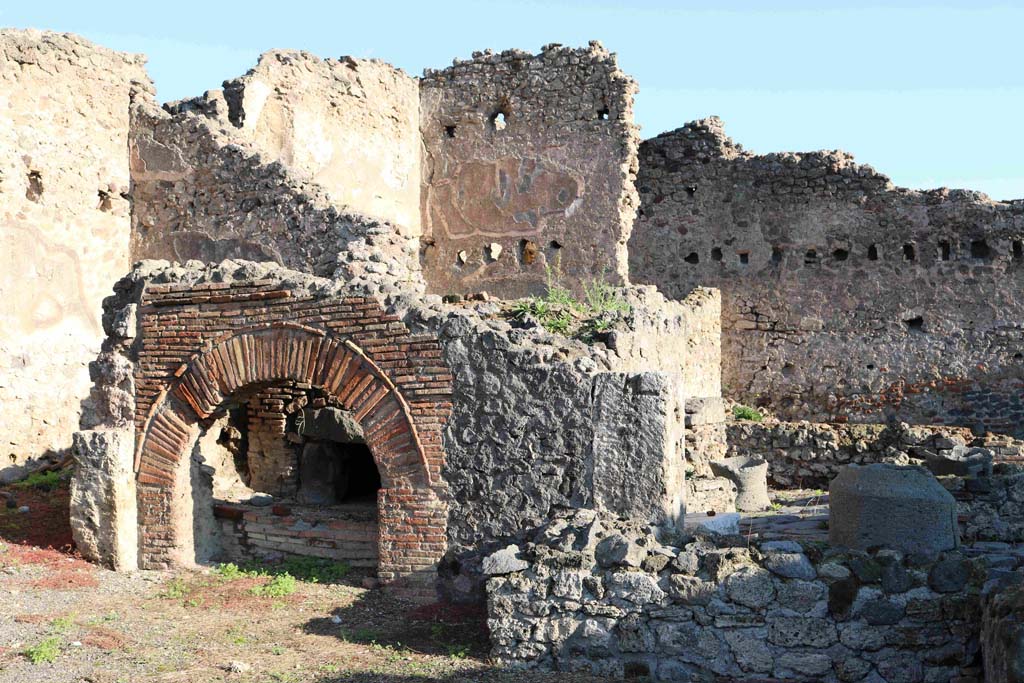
[69,429,137,570]
[297,407,364,443]
[590,372,686,526]
[482,544,529,576]
[924,445,993,478]
[829,464,959,554]
[685,476,737,514]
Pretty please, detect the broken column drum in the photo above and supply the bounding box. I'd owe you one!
[829,463,959,554]
[710,455,770,512]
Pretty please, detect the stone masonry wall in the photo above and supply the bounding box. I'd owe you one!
[487,510,990,682]
[399,283,718,600]
[630,117,1024,434]
[0,30,151,480]
[419,42,640,299]
[218,50,421,235]
[130,89,421,297]
[725,418,1023,489]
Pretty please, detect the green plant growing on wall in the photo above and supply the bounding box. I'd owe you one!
[510,257,631,340]
[732,404,763,422]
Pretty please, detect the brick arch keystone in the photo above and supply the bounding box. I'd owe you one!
[134,324,449,598]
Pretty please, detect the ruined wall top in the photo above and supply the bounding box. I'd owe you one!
[419,41,641,299]
[630,116,1024,432]
[647,116,1020,207]
[209,49,422,235]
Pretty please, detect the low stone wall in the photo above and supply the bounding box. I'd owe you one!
[947,467,1024,544]
[725,419,1015,489]
[213,501,378,567]
[487,510,989,682]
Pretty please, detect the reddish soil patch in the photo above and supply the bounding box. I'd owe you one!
[82,626,130,651]
[30,567,99,590]
[12,614,49,624]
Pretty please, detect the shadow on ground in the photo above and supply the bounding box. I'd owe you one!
[303,587,491,658]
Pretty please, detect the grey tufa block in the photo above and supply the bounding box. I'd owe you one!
[829,464,959,554]
[297,407,365,444]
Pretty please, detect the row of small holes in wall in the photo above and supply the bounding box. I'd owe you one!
[453,239,563,266]
[442,103,610,139]
[683,239,1022,265]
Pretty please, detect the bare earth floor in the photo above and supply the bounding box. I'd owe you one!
[0,481,611,683]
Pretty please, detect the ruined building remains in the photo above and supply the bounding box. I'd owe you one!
[3,27,1024,682]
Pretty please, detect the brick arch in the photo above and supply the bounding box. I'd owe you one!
[134,324,447,597]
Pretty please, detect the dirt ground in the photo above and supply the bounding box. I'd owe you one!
[0,477,613,683]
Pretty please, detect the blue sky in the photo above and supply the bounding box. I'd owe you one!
[4,1,1021,199]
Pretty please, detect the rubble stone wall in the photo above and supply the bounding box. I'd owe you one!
[0,30,151,479]
[487,511,988,682]
[129,93,422,297]
[630,117,1024,434]
[725,418,1022,489]
[419,42,640,299]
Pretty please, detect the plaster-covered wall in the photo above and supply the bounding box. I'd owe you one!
[630,117,1024,433]
[129,91,422,295]
[0,30,150,479]
[219,50,421,235]
[419,42,640,298]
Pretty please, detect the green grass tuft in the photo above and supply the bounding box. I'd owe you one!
[11,470,65,490]
[250,572,297,598]
[732,404,764,422]
[510,260,631,341]
[23,636,61,664]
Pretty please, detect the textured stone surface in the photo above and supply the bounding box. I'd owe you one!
[486,512,988,681]
[0,30,151,477]
[482,544,529,575]
[684,476,736,514]
[419,42,639,298]
[630,116,1024,433]
[829,464,959,554]
[69,429,137,570]
[982,579,1024,683]
[590,372,685,525]
[710,455,770,512]
[130,88,422,298]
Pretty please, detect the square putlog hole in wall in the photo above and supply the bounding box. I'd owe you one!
[970,239,992,260]
[904,316,925,332]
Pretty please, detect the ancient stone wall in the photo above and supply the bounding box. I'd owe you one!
[725,418,1022,489]
[403,288,700,599]
[218,50,421,235]
[630,117,1024,434]
[487,510,991,682]
[130,90,421,297]
[0,30,151,480]
[419,42,640,299]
